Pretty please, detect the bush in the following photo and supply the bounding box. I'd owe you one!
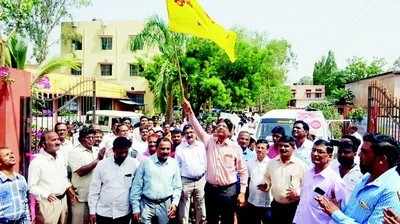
[348,107,366,122]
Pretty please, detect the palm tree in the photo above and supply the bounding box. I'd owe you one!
[130,16,188,123]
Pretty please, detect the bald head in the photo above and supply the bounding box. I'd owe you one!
[0,147,16,169]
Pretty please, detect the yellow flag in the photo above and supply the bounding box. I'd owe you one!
[167,0,237,62]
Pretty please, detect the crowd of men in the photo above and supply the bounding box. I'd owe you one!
[1,98,400,224]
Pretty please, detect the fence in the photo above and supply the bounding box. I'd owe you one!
[367,81,400,141]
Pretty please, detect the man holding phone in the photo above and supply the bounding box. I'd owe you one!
[293,139,347,224]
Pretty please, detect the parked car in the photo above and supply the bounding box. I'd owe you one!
[255,109,331,141]
[85,110,142,133]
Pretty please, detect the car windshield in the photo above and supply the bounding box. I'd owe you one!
[256,118,294,140]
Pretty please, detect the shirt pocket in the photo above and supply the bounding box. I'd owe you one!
[223,153,235,170]
[124,173,134,187]
[0,191,12,212]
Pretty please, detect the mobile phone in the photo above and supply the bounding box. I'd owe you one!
[314,187,325,195]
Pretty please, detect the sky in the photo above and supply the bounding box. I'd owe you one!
[52,0,400,83]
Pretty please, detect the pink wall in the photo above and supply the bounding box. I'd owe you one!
[0,68,31,172]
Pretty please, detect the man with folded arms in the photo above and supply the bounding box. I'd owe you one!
[130,137,182,224]
[175,124,207,224]
[28,131,76,224]
[88,137,139,224]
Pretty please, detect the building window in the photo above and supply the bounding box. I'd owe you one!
[129,63,143,76]
[291,89,296,98]
[72,39,82,50]
[131,94,144,104]
[99,98,112,110]
[306,89,312,98]
[315,93,322,98]
[71,65,82,76]
[100,64,112,76]
[101,37,112,50]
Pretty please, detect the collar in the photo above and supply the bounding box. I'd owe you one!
[76,143,93,152]
[0,171,20,183]
[366,168,397,187]
[151,154,169,165]
[277,155,298,165]
[313,165,334,178]
[243,148,252,155]
[40,148,57,160]
[213,136,231,146]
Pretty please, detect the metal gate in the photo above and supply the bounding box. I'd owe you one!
[29,76,96,152]
[367,81,400,141]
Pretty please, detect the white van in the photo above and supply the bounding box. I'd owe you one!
[85,110,142,133]
[255,109,331,141]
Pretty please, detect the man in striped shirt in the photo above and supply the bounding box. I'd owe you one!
[183,98,248,224]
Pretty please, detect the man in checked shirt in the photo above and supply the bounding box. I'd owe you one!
[0,147,30,224]
[182,98,248,224]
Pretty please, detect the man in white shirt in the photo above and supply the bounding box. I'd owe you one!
[55,122,74,165]
[247,139,271,224]
[292,120,313,167]
[175,124,207,224]
[131,126,148,158]
[332,136,363,194]
[28,131,76,224]
[69,127,105,224]
[88,137,139,224]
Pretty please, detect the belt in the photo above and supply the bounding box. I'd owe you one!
[206,182,236,189]
[2,218,23,224]
[142,195,172,204]
[55,192,66,200]
[182,173,205,182]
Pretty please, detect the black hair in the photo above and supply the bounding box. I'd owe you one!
[363,133,400,168]
[341,135,361,152]
[313,139,334,154]
[54,122,67,131]
[113,137,132,150]
[78,127,96,141]
[171,128,182,135]
[293,120,310,132]
[216,118,234,132]
[140,116,148,122]
[271,126,285,136]
[183,124,193,133]
[278,135,296,148]
[116,124,128,133]
[156,137,172,148]
[256,139,269,147]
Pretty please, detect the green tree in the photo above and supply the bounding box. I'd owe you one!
[131,16,189,123]
[0,0,91,63]
[344,57,385,82]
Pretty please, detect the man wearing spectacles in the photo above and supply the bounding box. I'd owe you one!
[293,139,347,224]
[175,124,207,224]
[182,98,248,224]
[68,127,105,224]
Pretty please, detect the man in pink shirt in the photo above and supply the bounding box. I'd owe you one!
[183,98,248,224]
[267,126,286,159]
[293,139,347,224]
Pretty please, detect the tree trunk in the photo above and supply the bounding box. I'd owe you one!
[165,92,174,124]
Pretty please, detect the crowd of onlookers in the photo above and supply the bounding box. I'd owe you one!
[1,98,400,224]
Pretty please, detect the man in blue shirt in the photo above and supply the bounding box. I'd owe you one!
[130,137,182,224]
[0,147,30,224]
[316,134,400,224]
